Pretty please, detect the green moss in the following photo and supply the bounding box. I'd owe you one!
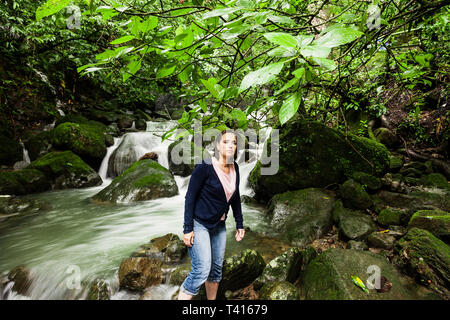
[28,150,94,177]
[378,207,410,226]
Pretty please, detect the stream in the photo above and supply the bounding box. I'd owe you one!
[0,121,272,300]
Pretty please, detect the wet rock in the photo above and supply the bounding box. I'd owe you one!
[91,159,178,203]
[347,240,368,251]
[7,265,33,295]
[220,249,266,294]
[267,188,335,246]
[367,232,397,250]
[0,169,52,196]
[339,179,373,210]
[373,127,400,148]
[86,279,111,300]
[420,173,450,191]
[259,281,299,300]
[377,207,411,226]
[131,233,187,264]
[27,150,102,189]
[0,196,50,222]
[135,119,147,131]
[168,264,190,286]
[118,257,163,291]
[303,248,435,300]
[253,247,303,290]
[333,200,376,241]
[389,155,404,172]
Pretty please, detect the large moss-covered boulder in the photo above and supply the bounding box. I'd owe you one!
[91,159,178,203]
[0,135,22,166]
[408,210,450,241]
[168,139,209,177]
[254,247,303,290]
[52,122,107,171]
[27,151,102,189]
[118,257,163,291]
[249,120,390,201]
[0,169,51,195]
[303,248,435,300]
[420,173,450,191]
[220,249,266,294]
[267,188,335,246]
[393,228,450,298]
[259,281,299,300]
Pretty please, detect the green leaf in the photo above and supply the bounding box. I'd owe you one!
[110,35,136,45]
[263,32,298,49]
[200,79,220,99]
[267,14,295,25]
[140,16,158,34]
[239,62,284,93]
[300,45,331,58]
[156,65,176,78]
[231,109,247,127]
[315,26,363,48]
[96,6,120,20]
[202,7,242,19]
[36,0,71,21]
[313,57,337,70]
[267,47,296,57]
[274,68,304,95]
[279,92,301,125]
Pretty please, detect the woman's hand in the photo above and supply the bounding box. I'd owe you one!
[235,228,245,242]
[183,231,194,247]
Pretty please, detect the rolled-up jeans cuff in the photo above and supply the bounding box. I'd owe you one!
[207,277,221,283]
[180,284,197,296]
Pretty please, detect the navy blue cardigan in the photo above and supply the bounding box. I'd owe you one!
[183,158,243,234]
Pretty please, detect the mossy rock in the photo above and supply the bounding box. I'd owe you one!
[367,231,397,249]
[250,119,390,201]
[91,159,178,203]
[352,171,382,191]
[393,228,450,298]
[337,209,377,241]
[118,257,163,291]
[303,248,436,300]
[27,151,102,189]
[168,264,190,286]
[420,173,450,191]
[373,127,400,148]
[389,155,404,172]
[131,233,187,264]
[339,179,373,210]
[86,280,111,300]
[267,188,335,246]
[253,247,303,290]
[0,135,22,166]
[373,190,450,214]
[168,139,209,177]
[52,122,107,171]
[378,207,411,226]
[408,209,450,242]
[220,249,266,294]
[0,169,51,195]
[259,281,299,300]
[7,265,33,295]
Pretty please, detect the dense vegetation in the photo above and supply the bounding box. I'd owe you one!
[1,0,449,151]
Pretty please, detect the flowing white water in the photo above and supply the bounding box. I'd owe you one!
[0,121,270,300]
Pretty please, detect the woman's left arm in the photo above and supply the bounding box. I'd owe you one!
[231,164,244,241]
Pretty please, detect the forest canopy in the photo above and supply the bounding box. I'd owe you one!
[3,0,449,143]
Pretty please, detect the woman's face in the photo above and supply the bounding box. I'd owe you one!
[218,132,237,161]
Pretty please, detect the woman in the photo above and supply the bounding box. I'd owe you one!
[178,129,245,300]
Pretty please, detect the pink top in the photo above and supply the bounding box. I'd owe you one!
[212,157,236,220]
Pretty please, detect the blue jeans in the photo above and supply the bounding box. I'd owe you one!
[180,219,227,296]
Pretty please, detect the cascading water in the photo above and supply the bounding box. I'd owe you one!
[0,121,272,300]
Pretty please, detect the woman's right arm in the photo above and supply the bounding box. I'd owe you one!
[183,162,207,234]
